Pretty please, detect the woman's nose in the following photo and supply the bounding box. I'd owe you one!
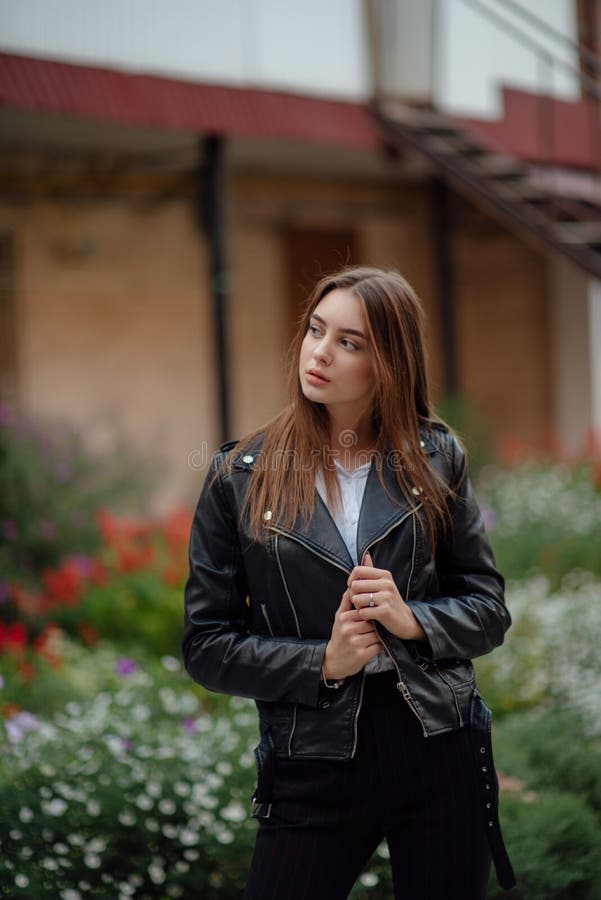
[313,337,332,364]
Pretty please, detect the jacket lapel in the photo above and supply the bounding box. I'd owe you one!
[241,429,439,574]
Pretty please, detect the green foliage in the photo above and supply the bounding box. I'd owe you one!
[475,461,601,585]
[434,392,494,475]
[0,404,165,586]
[54,571,184,658]
[0,646,259,899]
[474,572,601,724]
[488,791,601,900]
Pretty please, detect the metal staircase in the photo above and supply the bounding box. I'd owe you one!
[371,0,601,279]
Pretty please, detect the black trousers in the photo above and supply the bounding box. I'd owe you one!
[244,671,492,900]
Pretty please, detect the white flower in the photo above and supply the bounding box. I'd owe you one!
[41,857,59,870]
[158,798,175,815]
[86,800,101,816]
[14,874,29,889]
[359,872,379,887]
[18,808,33,823]
[179,828,199,846]
[148,863,165,885]
[60,890,82,900]
[86,837,106,853]
[118,809,136,826]
[44,798,68,816]
[84,854,101,869]
[135,794,153,811]
[161,655,181,672]
[220,801,246,823]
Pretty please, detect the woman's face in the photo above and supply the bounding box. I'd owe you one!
[299,288,375,424]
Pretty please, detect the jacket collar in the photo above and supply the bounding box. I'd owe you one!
[232,430,440,573]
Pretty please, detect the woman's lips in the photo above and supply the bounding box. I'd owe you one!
[306,371,330,385]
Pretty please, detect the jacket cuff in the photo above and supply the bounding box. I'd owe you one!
[406,601,445,660]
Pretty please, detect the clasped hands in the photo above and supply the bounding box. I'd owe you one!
[322,551,425,682]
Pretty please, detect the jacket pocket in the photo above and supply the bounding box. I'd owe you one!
[251,729,275,819]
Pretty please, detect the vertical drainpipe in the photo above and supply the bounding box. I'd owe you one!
[432,177,458,395]
[201,134,230,443]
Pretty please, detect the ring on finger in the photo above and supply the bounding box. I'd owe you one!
[369,592,375,608]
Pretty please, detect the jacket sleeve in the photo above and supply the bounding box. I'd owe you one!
[407,436,511,661]
[182,453,326,707]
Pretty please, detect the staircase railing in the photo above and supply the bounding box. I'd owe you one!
[455,0,601,170]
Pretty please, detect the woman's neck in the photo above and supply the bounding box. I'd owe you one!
[328,422,377,472]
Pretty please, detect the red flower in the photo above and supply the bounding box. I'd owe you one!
[0,621,28,653]
[7,583,44,616]
[16,659,36,682]
[33,624,63,669]
[117,543,155,573]
[42,559,84,607]
[78,621,100,645]
[163,508,192,548]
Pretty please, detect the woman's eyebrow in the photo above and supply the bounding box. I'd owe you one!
[311,313,366,339]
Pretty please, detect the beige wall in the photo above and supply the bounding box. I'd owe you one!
[549,256,594,457]
[454,205,551,454]
[0,198,216,512]
[1,170,557,514]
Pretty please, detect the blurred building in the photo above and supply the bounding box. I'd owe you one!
[0,0,600,509]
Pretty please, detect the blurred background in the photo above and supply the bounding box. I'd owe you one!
[1,2,600,898]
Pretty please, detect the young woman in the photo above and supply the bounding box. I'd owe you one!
[183,266,515,899]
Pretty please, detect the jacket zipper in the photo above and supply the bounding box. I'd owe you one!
[260,603,274,636]
[364,510,429,738]
[270,510,425,750]
[269,526,351,577]
[273,534,302,638]
[271,525,355,758]
[351,669,366,757]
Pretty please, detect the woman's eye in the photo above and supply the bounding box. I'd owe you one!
[308,324,321,336]
[341,338,359,351]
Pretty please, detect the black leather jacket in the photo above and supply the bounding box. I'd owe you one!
[183,422,511,759]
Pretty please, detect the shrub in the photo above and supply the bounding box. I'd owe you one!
[475,459,601,584]
[474,572,601,726]
[0,648,259,899]
[0,404,164,589]
[487,790,601,900]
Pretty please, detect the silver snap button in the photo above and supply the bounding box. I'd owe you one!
[263,510,272,521]
[485,784,491,790]
[488,821,494,827]
[482,766,488,772]
[242,454,254,464]
[486,803,491,809]
[411,486,422,495]
[479,747,486,754]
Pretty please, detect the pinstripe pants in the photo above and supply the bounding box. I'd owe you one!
[243,671,492,900]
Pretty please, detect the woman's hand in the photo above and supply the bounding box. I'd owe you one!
[322,589,383,681]
[347,551,426,641]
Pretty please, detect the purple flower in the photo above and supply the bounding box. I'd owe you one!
[116,657,139,678]
[2,521,18,541]
[183,717,197,734]
[38,519,57,540]
[67,555,95,577]
[120,737,134,752]
[0,404,14,427]
[5,711,39,743]
[0,582,9,605]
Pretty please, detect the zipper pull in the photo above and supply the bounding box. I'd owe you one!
[397,680,413,701]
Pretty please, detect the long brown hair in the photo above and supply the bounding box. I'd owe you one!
[221,266,463,551]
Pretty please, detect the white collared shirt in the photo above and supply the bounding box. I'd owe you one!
[315,458,393,675]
